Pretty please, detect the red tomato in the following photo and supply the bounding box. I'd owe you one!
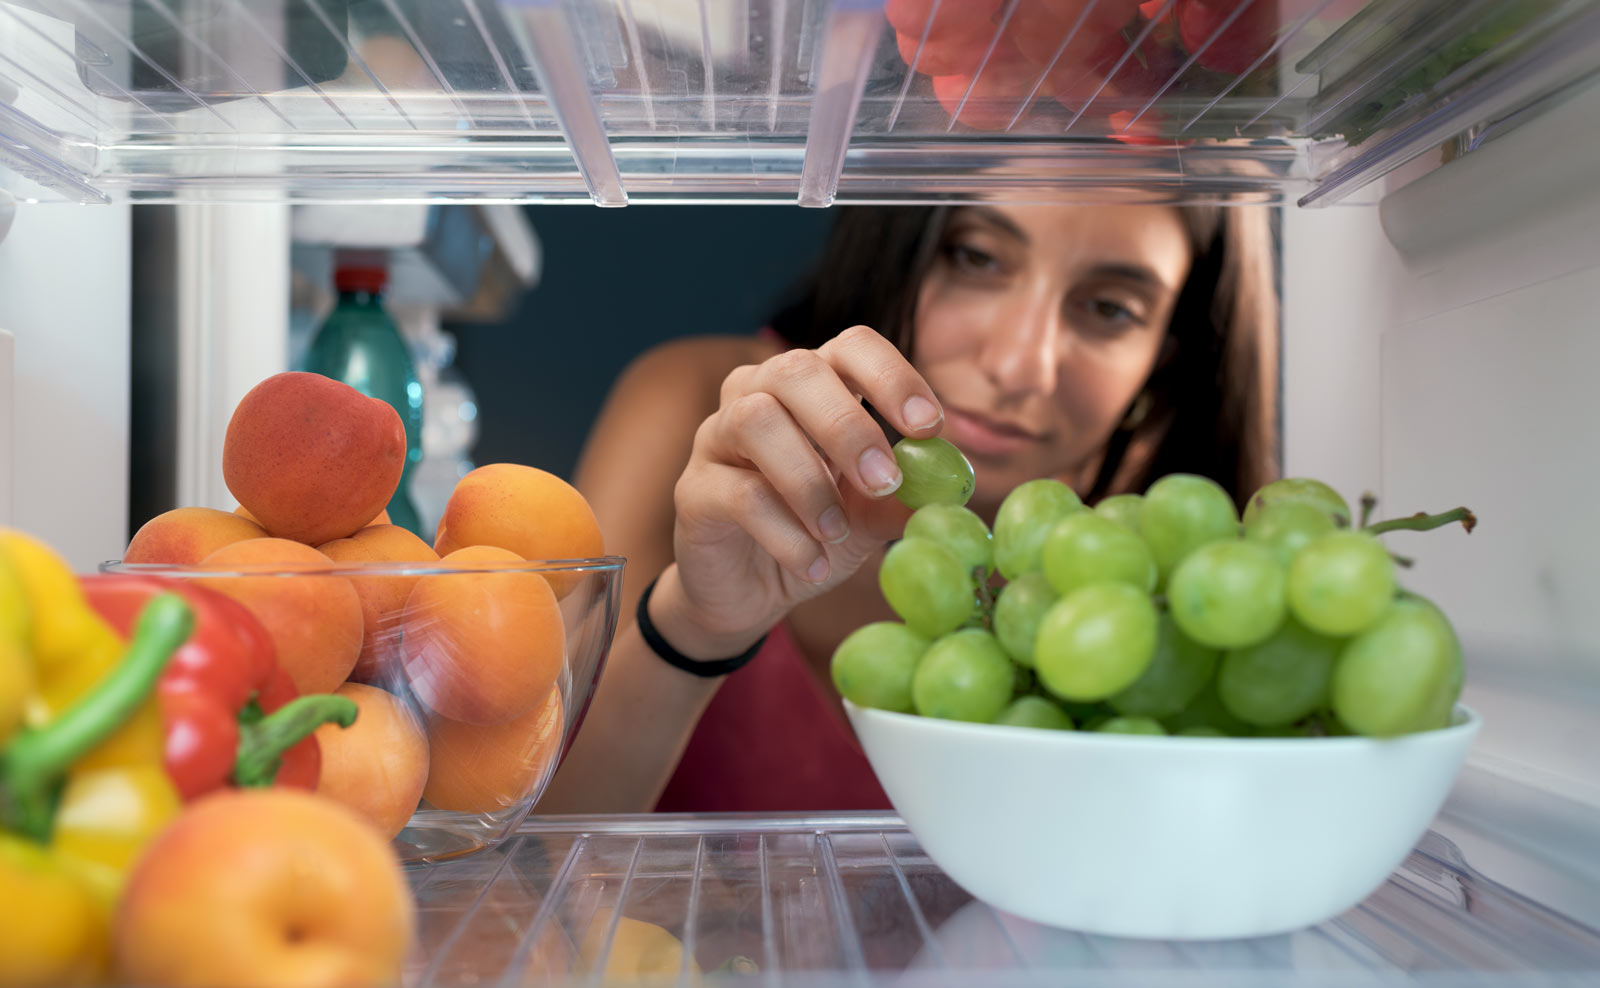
[886,0,1004,42]
[1175,0,1279,77]
[897,30,991,76]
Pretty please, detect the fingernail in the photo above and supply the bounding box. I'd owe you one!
[859,448,902,496]
[903,394,942,431]
[806,556,830,583]
[818,505,849,544]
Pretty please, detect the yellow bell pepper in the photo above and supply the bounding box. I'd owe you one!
[576,908,703,986]
[0,530,192,988]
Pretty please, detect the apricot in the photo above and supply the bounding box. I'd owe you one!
[318,525,440,683]
[402,546,565,725]
[196,539,363,695]
[313,683,429,840]
[222,371,406,547]
[123,507,268,566]
[433,464,603,596]
[239,505,385,528]
[422,687,563,815]
[113,788,415,988]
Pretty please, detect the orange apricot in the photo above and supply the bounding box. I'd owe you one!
[318,525,440,684]
[222,372,405,547]
[196,538,363,695]
[432,464,603,596]
[313,683,429,840]
[422,687,563,815]
[401,546,564,725]
[123,507,268,566]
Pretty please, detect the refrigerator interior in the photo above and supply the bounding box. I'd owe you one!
[2,0,1600,983]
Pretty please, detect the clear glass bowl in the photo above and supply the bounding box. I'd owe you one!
[101,555,625,864]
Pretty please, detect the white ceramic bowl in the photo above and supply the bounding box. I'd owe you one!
[845,701,1481,940]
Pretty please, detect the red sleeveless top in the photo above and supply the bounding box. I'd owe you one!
[653,621,893,813]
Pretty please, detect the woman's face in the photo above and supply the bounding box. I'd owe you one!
[913,204,1193,516]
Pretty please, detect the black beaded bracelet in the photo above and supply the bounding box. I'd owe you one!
[636,575,767,678]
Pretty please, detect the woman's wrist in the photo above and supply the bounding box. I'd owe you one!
[645,564,771,663]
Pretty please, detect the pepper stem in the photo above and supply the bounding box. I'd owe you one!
[1363,507,1477,536]
[0,592,193,839]
[234,694,358,788]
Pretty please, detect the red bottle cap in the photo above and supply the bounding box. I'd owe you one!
[335,265,387,295]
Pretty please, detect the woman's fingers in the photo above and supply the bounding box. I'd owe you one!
[715,392,852,546]
[675,460,830,585]
[720,327,943,500]
[817,326,944,438]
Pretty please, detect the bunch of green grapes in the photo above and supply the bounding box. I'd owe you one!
[831,438,1476,740]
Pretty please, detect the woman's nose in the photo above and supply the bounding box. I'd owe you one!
[979,297,1059,399]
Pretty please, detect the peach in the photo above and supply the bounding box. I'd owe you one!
[113,788,415,988]
[318,525,440,683]
[196,539,363,696]
[432,464,603,596]
[222,372,406,547]
[314,683,429,840]
[243,504,388,530]
[402,546,565,725]
[422,687,563,815]
[124,507,268,566]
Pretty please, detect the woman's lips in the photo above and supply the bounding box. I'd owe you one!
[941,405,1044,458]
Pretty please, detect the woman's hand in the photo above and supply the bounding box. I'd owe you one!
[655,326,944,658]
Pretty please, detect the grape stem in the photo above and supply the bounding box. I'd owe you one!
[1359,493,1377,529]
[1363,507,1477,536]
[974,567,994,629]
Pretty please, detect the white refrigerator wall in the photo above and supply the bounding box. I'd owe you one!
[0,202,130,571]
[1283,81,1600,812]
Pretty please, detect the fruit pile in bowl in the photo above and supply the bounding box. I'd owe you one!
[107,372,624,863]
[835,439,1481,940]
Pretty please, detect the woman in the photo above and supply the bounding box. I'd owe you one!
[539,203,1278,814]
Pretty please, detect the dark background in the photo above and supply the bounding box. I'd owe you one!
[448,205,836,482]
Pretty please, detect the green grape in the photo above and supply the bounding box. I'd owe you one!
[1243,477,1351,527]
[1245,499,1337,567]
[1287,531,1397,636]
[992,572,1056,667]
[1168,540,1287,649]
[830,622,930,713]
[878,536,975,640]
[994,695,1075,731]
[1097,716,1166,736]
[1407,594,1465,730]
[904,503,992,578]
[1094,493,1145,532]
[893,437,976,509]
[1034,583,1158,702]
[1055,698,1114,724]
[1162,679,1250,736]
[1041,511,1157,596]
[1255,723,1316,738]
[1109,614,1219,718]
[1177,726,1227,737]
[1217,618,1338,727]
[993,479,1084,580]
[1140,474,1240,585]
[911,628,1015,723]
[1332,598,1460,737]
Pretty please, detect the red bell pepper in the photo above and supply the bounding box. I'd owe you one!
[80,574,356,800]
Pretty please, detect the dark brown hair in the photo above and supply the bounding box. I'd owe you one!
[769,206,1280,509]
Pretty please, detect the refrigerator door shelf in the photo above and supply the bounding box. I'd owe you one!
[1,0,1597,206]
[400,806,1600,986]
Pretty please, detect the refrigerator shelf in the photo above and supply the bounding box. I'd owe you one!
[403,810,1600,986]
[1,0,1597,206]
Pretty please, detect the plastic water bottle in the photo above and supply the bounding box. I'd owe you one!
[302,262,425,537]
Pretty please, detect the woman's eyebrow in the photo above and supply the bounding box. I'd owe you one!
[962,206,1030,245]
[1091,262,1167,290]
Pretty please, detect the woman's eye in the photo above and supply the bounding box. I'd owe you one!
[946,244,1000,273]
[1089,298,1139,325]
